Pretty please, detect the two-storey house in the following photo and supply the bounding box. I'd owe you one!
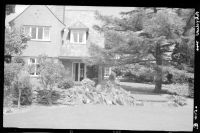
[9,5,112,82]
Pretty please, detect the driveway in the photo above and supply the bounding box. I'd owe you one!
[4,104,193,131]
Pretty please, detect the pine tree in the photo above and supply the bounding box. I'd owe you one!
[86,7,194,92]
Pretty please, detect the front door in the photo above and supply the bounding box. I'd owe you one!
[72,63,86,81]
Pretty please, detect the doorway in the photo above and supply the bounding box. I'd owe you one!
[72,62,86,81]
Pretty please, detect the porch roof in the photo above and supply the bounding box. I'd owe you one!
[58,56,90,60]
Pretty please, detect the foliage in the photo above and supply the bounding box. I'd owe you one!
[12,56,25,66]
[57,80,135,106]
[37,55,67,90]
[36,89,61,105]
[123,64,155,82]
[6,5,15,15]
[12,71,33,105]
[4,62,22,87]
[81,78,95,91]
[168,95,187,106]
[88,8,194,92]
[162,66,194,83]
[108,71,116,81]
[37,55,67,104]
[163,83,189,96]
[112,67,123,76]
[5,27,30,56]
[57,79,74,89]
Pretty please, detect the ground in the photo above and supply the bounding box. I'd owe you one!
[3,82,194,131]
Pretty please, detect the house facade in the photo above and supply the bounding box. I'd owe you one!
[9,5,111,81]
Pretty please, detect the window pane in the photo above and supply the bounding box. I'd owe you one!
[25,26,30,35]
[43,27,49,40]
[79,32,83,43]
[30,58,35,64]
[73,32,78,42]
[36,64,40,75]
[31,27,36,39]
[38,27,43,39]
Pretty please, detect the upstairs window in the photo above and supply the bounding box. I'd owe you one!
[70,30,86,44]
[22,26,50,41]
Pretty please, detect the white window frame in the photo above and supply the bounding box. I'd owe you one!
[104,67,111,77]
[70,30,86,44]
[72,62,87,82]
[22,26,50,41]
[28,58,39,76]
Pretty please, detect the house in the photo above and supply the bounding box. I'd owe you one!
[9,5,112,82]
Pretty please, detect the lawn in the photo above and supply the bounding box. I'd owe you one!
[3,82,194,131]
[4,103,193,131]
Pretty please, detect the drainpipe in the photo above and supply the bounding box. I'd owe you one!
[63,6,65,24]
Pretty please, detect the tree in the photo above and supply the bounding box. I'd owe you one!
[37,55,67,105]
[6,5,15,16]
[87,8,194,92]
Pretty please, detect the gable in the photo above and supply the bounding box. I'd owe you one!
[9,5,65,27]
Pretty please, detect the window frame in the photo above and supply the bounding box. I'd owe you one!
[22,26,50,41]
[28,58,39,76]
[70,30,86,44]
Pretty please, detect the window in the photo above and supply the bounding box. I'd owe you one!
[70,30,86,44]
[22,26,50,41]
[28,58,39,76]
[104,67,111,77]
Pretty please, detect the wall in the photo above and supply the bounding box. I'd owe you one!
[11,5,65,57]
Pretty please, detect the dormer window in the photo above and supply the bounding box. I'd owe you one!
[68,21,89,44]
[70,30,86,44]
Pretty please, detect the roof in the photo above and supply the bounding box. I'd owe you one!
[9,5,65,26]
[68,21,89,30]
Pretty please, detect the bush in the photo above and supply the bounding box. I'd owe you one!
[109,71,116,81]
[163,66,194,83]
[81,78,95,91]
[37,55,67,104]
[58,79,74,89]
[123,64,155,83]
[12,71,33,106]
[36,89,61,105]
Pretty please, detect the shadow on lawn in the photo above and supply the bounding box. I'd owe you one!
[120,84,175,95]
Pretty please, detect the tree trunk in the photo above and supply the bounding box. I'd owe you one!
[98,65,103,84]
[18,88,21,108]
[154,42,163,93]
[48,88,52,105]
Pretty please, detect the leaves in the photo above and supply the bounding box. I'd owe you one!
[5,27,30,56]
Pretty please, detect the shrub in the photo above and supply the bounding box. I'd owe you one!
[109,71,116,81]
[4,62,22,107]
[123,64,155,83]
[37,55,67,105]
[36,89,61,105]
[81,78,95,91]
[12,71,33,106]
[162,66,194,83]
[58,79,74,89]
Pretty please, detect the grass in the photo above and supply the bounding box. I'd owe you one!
[3,104,193,131]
